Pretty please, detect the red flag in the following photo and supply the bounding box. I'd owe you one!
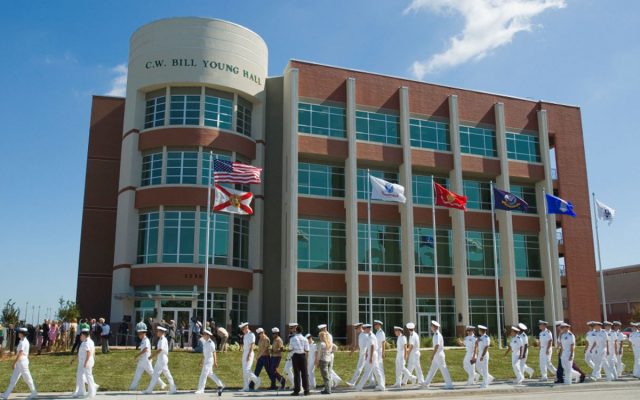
[434,182,467,211]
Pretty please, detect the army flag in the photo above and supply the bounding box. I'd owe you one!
[213,184,254,215]
[369,176,406,203]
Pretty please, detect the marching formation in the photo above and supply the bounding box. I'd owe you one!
[2,319,640,398]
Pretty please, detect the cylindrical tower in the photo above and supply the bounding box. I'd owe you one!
[111,17,267,333]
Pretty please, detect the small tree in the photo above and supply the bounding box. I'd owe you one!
[631,304,640,323]
[1,299,20,325]
[57,297,81,322]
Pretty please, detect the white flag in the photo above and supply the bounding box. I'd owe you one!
[596,199,615,225]
[369,175,406,203]
[213,184,254,215]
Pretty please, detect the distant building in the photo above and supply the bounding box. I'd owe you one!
[603,264,640,323]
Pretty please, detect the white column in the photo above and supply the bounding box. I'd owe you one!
[225,287,234,329]
[495,102,518,326]
[344,77,360,327]
[399,86,417,323]
[448,95,469,333]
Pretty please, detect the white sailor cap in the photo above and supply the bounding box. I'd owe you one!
[288,322,298,328]
[465,325,475,330]
[354,322,363,327]
[238,322,249,329]
[593,321,603,326]
[538,320,549,325]
[156,326,167,332]
[477,325,488,330]
[17,327,28,333]
[613,321,622,325]
[431,320,440,328]
[510,326,520,332]
[631,322,639,327]
[305,333,312,338]
[554,320,564,326]
[80,328,90,334]
[136,328,147,333]
[362,323,372,329]
[406,322,415,330]
[202,329,213,336]
[272,327,280,333]
[603,321,612,326]
[518,323,528,331]
[586,321,595,325]
[256,328,264,334]
[560,322,571,328]
[373,320,383,325]
[317,324,327,330]
[393,326,403,331]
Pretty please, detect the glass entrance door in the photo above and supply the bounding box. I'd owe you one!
[418,312,434,338]
[161,308,192,346]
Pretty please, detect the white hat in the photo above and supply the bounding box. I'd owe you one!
[81,328,90,334]
[477,325,488,330]
[603,321,612,326]
[256,328,264,334]
[510,326,520,332]
[593,321,603,326]
[406,322,415,330]
[431,320,440,328]
[586,321,595,325]
[613,321,622,325]
[554,320,564,326]
[362,323,372,329]
[518,323,528,331]
[631,322,639,327]
[317,324,327,330]
[288,322,298,328]
[374,320,383,325]
[238,322,249,329]
[157,326,167,332]
[560,322,571,328]
[136,328,147,333]
[272,327,280,333]
[305,333,312,338]
[393,326,403,331]
[354,322,363,327]
[538,320,549,325]
[465,325,475,330]
[18,327,28,333]
[202,329,213,336]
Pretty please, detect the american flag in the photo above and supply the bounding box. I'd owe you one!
[213,159,262,184]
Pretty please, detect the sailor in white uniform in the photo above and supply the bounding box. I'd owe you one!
[603,321,619,380]
[462,325,478,385]
[196,329,224,396]
[1,327,37,399]
[143,326,177,394]
[517,323,535,379]
[405,322,424,385]
[373,320,386,385]
[590,321,614,381]
[628,322,640,378]
[505,326,524,384]
[475,325,493,388]
[559,322,576,385]
[346,323,366,387]
[355,324,384,391]
[612,321,626,376]
[422,320,453,389]
[537,320,557,381]
[73,328,99,398]
[129,327,166,391]
[306,334,317,389]
[238,322,261,391]
[584,321,597,371]
[391,326,415,388]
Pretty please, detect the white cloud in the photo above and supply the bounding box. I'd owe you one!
[105,63,128,97]
[405,0,566,79]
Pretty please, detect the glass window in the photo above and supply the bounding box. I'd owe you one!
[466,230,499,276]
[409,118,450,151]
[518,299,545,335]
[297,219,346,270]
[412,175,448,205]
[237,99,252,137]
[460,125,497,157]
[198,212,229,265]
[463,180,492,210]
[510,185,538,214]
[141,152,162,186]
[468,298,505,336]
[514,234,542,278]
[297,295,347,341]
[170,92,201,126]
[298,162,345,198]
[358,223,401,273]
[230,293,248,327]
[416,298,456,337]
[356,110,399,145]
[196,291,227,323]
[358,297,403,337]
[298,102,346,138]
[507,132,541,163]
[137,211,159,264]
[232,216,249,268]
[414,227,453,274]
[204,92,233,130]
[145,93,166,129]
[166,151,198,184]
[201,152,232,186]
[357,169,398,200]
[162,210,196,263]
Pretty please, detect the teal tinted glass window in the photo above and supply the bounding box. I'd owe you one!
[166,151,198,184]
[358,223,401,273]
[232,216,249,268]
[414,227,453,274]
[137,211,159,264]
[357,169,398,200]
[469,298,505,335]
[356,110,399,145]
[162,210,196,263]
[297,219,346,270]
[510,185,538,214]
[298,102,346,138]
[466,230,499,276]
[145,95,166,129]
[416,298,456,337]
[237,99,252,137]
[507,132,541,163]
[409,118,450,151]
[170,94,200,125]
[231,294,248,327]
[298,162,345,197]
[460,125,497,157]
[204,94,232,130]
[517,299,545,335]
[358,297,403,337]
[198,212,229,265]
[201,152,232,185]
[514,234,541,278]
[412,175,448,205]
[297,295,347,340]
[463,180,492,210]
[141,152,162,186]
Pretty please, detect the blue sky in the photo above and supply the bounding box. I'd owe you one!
[1,0,638,323]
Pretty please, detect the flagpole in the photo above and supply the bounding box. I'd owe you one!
[592,192,607,320]
[430,176,440,322]
[203,151,213,326]
[489,182,503,349]
[367,169,373,324]
[542,189,558,343]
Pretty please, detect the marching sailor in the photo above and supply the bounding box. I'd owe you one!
[143,326,176,394]
[346,323,366,387]
[268,327,286,390]
[462,325,478,385]
[306,334,317,389]
[373,320,386,384]
[317,324,342,388]
[251,328,270,389]
[517,323,535,379]
[391,326,415,387]
[538,320,557,381]
[590,321,613,381]
[559,322,576,385]
[73,328,99,398]
[129,326,166,391]
[196,329,224,396]
[422,320,453,390]
[238,322,261,391]
[612,321,626,376]
[475,325,493,388]
[1,327,37,399]
[603,321,619,380]
[405,322,424,385]
[505,326,524,384]
[628,322,640,378]
[355,324,384,391]
[584,321,597,372]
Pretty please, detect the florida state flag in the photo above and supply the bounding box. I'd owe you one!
[434,182,467,211]
[213,184,254,215]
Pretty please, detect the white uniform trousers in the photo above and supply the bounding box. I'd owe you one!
[347,352,366,385]
[511,353,524,383]
[145,359,176,392]
[130,360,166,390]
[241,352,260,390]
[197,361,223,391]
[476,356,493,387]
[283,357,294,387]
[632,348,640,377]
[75,364,98,397]
[591,351,613,380]
[606,353,619,380]
[406,352,424,384]
[2,360,36,397]
[615,350,625,375]
[539,351,557,378]
[329,354,342,387]
[355,355,384,390]
[307,358,316,389]
[423,353,452,387]
[519,356,534,378]
[463,354,477,385]
[394,356,414,386]
[561,355,574,385]
[584,350,595,369]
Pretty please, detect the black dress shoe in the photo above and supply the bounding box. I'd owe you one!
[580,375,586,383]
[304,391,310,396]
[320,390,331,395]
[290,392,300,396]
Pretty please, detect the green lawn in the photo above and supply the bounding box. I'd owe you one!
[0,346,635,393]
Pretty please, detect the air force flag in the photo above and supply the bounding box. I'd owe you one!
[595,199,615,225]
[545,193,576,218]
[493,187,529,212]
[369,176,406,203]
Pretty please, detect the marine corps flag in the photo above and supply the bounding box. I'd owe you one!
[434,182,467,211]
[213,184,254,215]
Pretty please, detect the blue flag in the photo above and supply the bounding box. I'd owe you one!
[545,193,576,217]
[493,187,529,212]
[420,235,434,248]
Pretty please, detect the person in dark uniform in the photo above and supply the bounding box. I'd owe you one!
[288,323,309,396]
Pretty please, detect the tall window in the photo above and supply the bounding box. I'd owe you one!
[232,216,249,268]
[358,223,401,273]
[416,298,456,337]
[357,169,399,200]
[507,132,541,163]
[463,180,492,210]
[297,219,346,270]
[297,295,347,340]
[518,299,545,335]
[460,125,497,157]
[356,110,399,145]
[170,88,200,125]
[514,234,542,278]
[412,175,448,205]
[204,89,232,129]
[298,102,346,138]
[162,210,196,263]
[510,185,538,214]
[201,152,232,186]
[469,298,505,336]
[137,211,159,264]
[466,230,498,276]
[198,212,229,265]
[141,152,163,186]
[414,227,453,274]
[298,162,345,197]
[230,294,248,327]
[145,91,166,129]
[237,98,252,137]
[409,118,450,151]
[166,151,198,184]
[359,297,403,337]
[197,292,227,323]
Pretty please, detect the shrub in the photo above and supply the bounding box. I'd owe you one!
[420,336,433,348]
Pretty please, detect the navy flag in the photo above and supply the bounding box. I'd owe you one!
[493,187,529,212]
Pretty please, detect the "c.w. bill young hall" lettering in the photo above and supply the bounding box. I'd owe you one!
[144,58,263,86]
